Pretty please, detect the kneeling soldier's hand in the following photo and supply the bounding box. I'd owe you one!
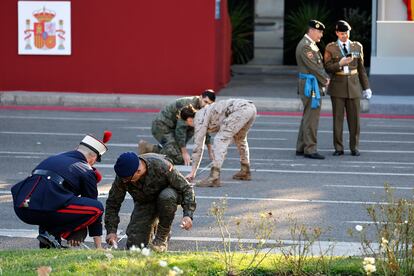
[180,216,193,230]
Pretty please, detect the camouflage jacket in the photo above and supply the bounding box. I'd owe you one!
[191,99,253,171]
[153,96,201,148]
[104,153,196,234]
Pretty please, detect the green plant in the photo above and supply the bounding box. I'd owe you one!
[279,215,334,275]
[355,184,414,275]
[228,0,254,64]
[209,198,279,275]
[284,0,332,52]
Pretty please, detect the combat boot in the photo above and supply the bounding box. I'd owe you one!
[196,167,221,187]
[232,163,251,180]
[150,224,171,253]
[138,139,155,154]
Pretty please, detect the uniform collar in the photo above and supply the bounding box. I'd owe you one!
[304,34,316,45]
[338,39,350,49]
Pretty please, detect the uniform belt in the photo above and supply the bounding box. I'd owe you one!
[336,69,358,76]
[32,169,65,185]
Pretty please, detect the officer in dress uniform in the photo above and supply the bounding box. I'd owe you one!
[105,152,196,252]
[11,131,112,248]
[138,90,215,165]
[324,20,372,156]
[295,20,330,160]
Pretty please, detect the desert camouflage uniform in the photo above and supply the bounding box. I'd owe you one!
[104,153,196,248]
[192,99,257,171]
[151,96,209,164]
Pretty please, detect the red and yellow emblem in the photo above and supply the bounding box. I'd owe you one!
[32,7,56,49]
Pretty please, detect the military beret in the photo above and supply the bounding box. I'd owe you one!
[308,19,325,31]
[336,20,351,32]
[114,152,140,177]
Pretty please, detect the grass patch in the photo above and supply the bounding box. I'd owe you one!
[0,249,365,275]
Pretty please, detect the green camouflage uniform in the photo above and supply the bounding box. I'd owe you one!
[104,153,196,248]
[151,96,203,164]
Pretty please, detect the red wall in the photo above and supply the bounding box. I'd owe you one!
[0,0,231,95]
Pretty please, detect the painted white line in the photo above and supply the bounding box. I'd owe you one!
[0,151,51,155]
[359,139,414,144]
[0,191,11,194]
[94,164,414,176]
[123,126,414,136]
[325,184,413,190]
[0,131,83,136]
[0,115,127,121]
[97,192,387,205]
[249,168,414,176]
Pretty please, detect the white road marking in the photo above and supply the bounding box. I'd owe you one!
[0,131,83,136]
[325,184,413,190]
[123,126,414,135]
[0,115,127,121]
[97,192,387,205]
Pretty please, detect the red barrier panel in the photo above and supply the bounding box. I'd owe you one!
[0,0,231,95]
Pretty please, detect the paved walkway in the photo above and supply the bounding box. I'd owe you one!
[1,65,413,115]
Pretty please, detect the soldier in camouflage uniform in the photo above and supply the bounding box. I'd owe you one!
[295,20,330,160]
[324,20,372,157]
[138,90,216,165]
[105,152,196,252]
[180,99,257,187]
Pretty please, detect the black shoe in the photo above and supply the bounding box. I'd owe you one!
[37,232,62,249]
[351,150,360,156]
[66,229,87,245]
[296,151,304,156]
[332,150,344,156]
[304,152,325,160]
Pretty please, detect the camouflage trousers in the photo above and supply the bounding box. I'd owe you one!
[213,102,257,168]
[126,187,181,249]
[151,120,192,165]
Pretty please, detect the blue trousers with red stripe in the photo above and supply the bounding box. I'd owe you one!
[14,196,103,239]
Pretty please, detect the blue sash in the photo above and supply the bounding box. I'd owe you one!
[299,73,321,109]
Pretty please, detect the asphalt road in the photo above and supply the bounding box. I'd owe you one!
[0,108,413,254]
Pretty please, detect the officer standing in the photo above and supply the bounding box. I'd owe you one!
[11,131,111,248]
[180,99,257,187]
[295,20,330,160]
[105,152,196,252]
[324,20,372,156]
[138,90,215,165]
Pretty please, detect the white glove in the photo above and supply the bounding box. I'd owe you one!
[362,89,372,100]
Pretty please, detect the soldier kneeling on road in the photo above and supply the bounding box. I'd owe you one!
[11,131,112,249]
[105,152,196,252]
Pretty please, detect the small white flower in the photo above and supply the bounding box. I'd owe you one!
[381,237,389,248]
[172,266,183,274]
[363,257,375,265]
[129,245,141,253]
[159,260,168,267]
[363,263,376,273]
[104,253,114,261]
[140,243,145,248]
[355,225,363,232]
[405,220,408,224]
[141,247,151,256]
